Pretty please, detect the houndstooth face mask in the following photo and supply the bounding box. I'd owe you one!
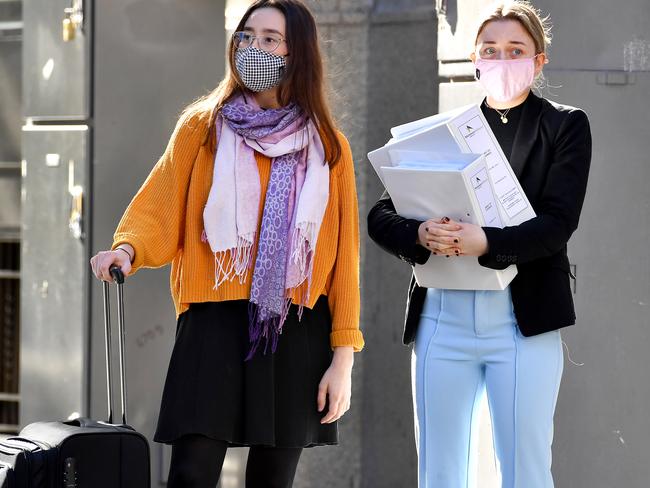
[235,46,286,92]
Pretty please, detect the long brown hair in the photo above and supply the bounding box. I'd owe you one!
[183,0,342,166]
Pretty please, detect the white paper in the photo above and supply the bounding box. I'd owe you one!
[389,150,479,171]
[390,106,465,139]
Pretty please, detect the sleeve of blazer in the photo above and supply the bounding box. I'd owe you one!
[367,190,432,266]
[478,109,592,270]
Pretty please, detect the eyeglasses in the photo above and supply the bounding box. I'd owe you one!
[233,31,285,53]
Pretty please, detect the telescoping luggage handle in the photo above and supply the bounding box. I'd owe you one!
[102,265,128,426]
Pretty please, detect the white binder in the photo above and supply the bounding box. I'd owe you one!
[368,103,536,227]
[380,153,517,290]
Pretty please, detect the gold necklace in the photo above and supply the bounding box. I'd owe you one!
[485,100,511,124]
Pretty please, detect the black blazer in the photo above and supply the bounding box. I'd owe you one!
[367,93,592,346]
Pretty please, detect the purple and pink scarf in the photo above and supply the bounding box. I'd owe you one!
[202,94,330,358]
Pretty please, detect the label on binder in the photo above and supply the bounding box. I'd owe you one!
[452,112,530,220]
[470,167,502,227]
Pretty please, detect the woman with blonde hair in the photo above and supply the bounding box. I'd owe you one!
[368,2,591,487]
[91,1,363,486]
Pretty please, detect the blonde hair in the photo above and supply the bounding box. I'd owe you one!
[474,1,552,55]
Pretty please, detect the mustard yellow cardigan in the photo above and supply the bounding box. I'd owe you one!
[112,112,364,351]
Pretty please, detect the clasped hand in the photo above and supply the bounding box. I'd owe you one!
[417,217,488,257]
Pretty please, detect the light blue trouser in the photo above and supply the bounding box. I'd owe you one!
[412,287,564,488]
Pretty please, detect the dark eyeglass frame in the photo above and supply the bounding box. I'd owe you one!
[233,31,286,53]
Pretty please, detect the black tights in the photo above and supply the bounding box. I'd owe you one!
[167,434,303,488]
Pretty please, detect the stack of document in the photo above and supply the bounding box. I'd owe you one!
[368,104,536,290]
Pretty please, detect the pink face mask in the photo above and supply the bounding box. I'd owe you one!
[474,56,538,103]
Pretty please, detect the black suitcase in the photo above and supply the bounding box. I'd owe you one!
[0,267,150,487]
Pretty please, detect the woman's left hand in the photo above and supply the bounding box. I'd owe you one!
[318,346,354,424]
[428,219,489,257]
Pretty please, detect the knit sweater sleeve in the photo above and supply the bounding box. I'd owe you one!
[111,112,206,274]
[327,132,364,352]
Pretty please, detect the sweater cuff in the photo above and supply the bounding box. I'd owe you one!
[112,233,147,274]
[330,329,365,352]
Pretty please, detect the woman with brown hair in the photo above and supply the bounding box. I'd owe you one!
[368,1,591,487]
[90,1,363,486]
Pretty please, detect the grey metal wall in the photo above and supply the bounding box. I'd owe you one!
[21,125,89,423]
[21,0,89,120]
[20,0,92,429]
[435,1,650,487]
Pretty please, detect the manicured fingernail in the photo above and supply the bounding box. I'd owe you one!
[425,227,429,232]
[426,243,430,247]
[443,216,450,222]
[446,255,450,258]
[454,239,459,243]
[433,252,437,255]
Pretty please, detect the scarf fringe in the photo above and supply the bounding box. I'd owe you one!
[211,234,256,289]
[208,226,315,311]
[288,224,317,306]
[245,298,293,361]
[233,235,255,284]
[289,224,317,283]
[213,251,236,289]
[291,293,306,321]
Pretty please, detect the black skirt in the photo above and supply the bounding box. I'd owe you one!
[153,296,338,448]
